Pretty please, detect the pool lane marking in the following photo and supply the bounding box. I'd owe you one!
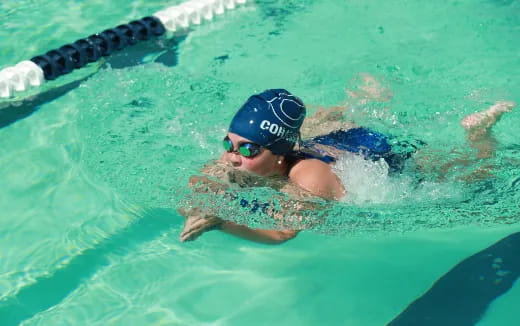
[387,232,520,326]
[0,0,249,99]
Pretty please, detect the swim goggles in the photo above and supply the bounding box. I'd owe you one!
[222,136,262,158]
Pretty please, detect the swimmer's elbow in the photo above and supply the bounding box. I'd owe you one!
[270,230,299,244]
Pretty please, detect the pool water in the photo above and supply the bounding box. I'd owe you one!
[1,0,519,325]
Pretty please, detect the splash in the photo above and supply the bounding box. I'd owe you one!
[332,152,463,205]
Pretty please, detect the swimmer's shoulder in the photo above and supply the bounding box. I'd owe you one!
[288,158,345,200]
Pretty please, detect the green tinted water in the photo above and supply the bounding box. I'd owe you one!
[1,0,519,325]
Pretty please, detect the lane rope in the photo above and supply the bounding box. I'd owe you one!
[0,0,249,99]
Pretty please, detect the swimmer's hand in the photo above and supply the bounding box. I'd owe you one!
[180,213,223,242]
[189,175,229,193]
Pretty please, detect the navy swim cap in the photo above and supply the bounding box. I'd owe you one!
[229,89,306,155]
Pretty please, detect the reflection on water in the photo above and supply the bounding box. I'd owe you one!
[0,208,180,326]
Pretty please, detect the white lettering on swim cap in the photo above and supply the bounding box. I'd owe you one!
[260,120,270,130]
[269,123,279,135]
[260,119,292,140]
[278,128,285,137]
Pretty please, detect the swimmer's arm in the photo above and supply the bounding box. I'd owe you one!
[180,187,319,244]
[219,221,299,244]
[215,182,330,244]
[216,191,330,244]
[183,173,303,244]
[179,210,299,244]
[181,161,332,244]
[192,159,344,201]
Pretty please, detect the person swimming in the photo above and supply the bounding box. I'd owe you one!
[179,86,515,244]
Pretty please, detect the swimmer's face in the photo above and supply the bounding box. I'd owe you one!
[221,132,282,176]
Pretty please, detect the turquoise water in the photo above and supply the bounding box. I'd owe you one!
[1,0,520,325]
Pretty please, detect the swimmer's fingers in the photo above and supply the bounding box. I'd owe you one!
[180,216,205,242]
[180,215,222,242]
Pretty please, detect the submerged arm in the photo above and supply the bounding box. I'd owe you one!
[179,161,340,244]
[179,210,300,244]
[179,188,321,244]
[179,168,329,244]
[220,221,299,244]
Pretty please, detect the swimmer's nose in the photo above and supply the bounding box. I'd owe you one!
[225,152,242,167]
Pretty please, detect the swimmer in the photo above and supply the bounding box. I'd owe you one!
[179,85,515,244]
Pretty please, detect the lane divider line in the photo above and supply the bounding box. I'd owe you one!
[0,0,249,99]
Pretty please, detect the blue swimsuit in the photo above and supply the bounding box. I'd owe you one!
[299,127,422,173]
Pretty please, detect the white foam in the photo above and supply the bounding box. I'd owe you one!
[333,153,464,205]
[333,153,395,204]
[332,153,456,205]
